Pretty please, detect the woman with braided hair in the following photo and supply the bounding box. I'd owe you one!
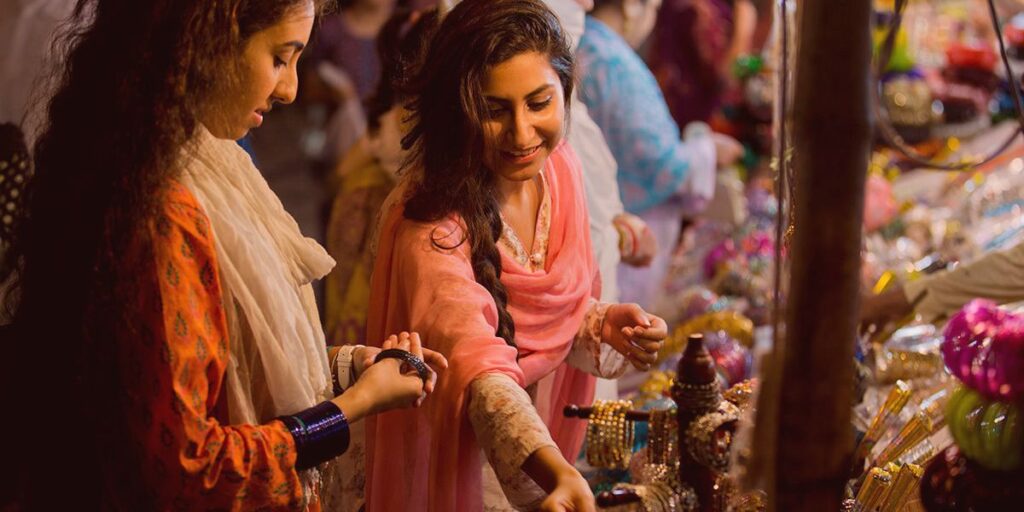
[365,0,668,510]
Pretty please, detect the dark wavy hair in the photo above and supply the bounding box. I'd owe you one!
[0,0,330,508]
[401,0,574,347]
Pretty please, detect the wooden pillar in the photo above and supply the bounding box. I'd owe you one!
[772,0,872,510]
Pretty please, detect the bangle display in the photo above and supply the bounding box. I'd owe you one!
[278,401,350,471]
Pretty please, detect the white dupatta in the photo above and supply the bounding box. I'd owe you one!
[179,126,336,503]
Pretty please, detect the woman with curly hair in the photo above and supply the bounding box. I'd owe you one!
[1,1,444,509]
[366,0,668,510]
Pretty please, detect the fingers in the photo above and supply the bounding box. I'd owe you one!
[407,332,425,360]
[424,363,439,393]
[633,315,668,341]
[382,334,398,350]
[421,348,449,370]
[397,331,412,351]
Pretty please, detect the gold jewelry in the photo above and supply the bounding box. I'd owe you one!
[856,467,893,511]
[879,463,923,512]
[685,400,740,472]
[659,312,755,362]
[723,379,756,409]
[854,381,912,466]
[873,412,935,468]
[586,399,635,469]
[872,347,943,384]
[672,377,723,412]
[648,407,678,466]
[730,490,768,512]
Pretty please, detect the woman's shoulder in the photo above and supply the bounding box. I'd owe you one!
[149,180,215,249]
[369,178,466,259]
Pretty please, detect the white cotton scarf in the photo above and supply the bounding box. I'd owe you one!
[179,127,337,502]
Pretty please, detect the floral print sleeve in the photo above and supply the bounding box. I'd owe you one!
[125,183,306,510]
[469,373,554,511]
[565,298,630,379]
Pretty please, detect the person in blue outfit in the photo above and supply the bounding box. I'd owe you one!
[577,0,742,310]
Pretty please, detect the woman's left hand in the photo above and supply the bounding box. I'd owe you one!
[601,304,668,371]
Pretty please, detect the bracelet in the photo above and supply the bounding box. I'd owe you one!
[585,399,635,469]
[329,347,344,396]
[333,345,363,395]
[648,407,678,466]
[374,348,431,383]
[278,401,350,471]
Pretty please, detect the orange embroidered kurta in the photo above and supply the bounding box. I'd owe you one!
[117,182,307,510]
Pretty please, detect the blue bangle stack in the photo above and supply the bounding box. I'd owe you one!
[278,401,350,471]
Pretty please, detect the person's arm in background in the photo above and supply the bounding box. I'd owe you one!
[862,241,1024,324]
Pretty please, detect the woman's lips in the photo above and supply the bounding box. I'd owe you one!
[500,144,541,165]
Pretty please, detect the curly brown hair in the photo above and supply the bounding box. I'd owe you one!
[1,0,331,508]
[401,0,574,347]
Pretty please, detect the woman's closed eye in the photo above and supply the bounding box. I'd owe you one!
[528,97,552,112]
[486,104,507,118]
[273,55,288,68]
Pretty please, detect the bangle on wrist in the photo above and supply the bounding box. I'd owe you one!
[333,344,363,395]
[278,401,350,470]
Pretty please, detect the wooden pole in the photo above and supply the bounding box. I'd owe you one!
[773,0,872,510]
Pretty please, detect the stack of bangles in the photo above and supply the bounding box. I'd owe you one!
[586,399,635,469]
[277,402,350,471]
[280,348,431,471]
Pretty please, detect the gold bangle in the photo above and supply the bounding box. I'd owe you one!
[586,399,635,469]
[649,407,678,466]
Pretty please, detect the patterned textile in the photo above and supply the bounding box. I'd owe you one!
[119,182,312,510]
[577,17,707,214]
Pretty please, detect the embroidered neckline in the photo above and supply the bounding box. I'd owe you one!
[498,171,551,272]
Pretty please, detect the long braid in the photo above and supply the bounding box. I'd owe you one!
[468,198,517,346]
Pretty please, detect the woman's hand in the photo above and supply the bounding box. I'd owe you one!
[613,213,656,268]
[601,304,668,371]
[538,470,596,512]
[523,446,596,512]
[342,332,447,419]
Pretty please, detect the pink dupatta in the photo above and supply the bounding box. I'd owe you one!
[364,142,598,511]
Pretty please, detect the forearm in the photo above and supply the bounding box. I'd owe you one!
[468,373,555,508]
[521,445,581,495]
[906,243,1024,320]
[330,388,372,425]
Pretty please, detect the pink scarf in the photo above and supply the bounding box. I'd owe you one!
[365,142,598,511]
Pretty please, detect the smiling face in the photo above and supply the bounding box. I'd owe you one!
[480,51,566,184]
[204,1,315,139]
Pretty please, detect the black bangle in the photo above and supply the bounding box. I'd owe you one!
[374,348,431,383]
[278,401,350,471]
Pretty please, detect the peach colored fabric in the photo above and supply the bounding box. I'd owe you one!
[365,142,598,511]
